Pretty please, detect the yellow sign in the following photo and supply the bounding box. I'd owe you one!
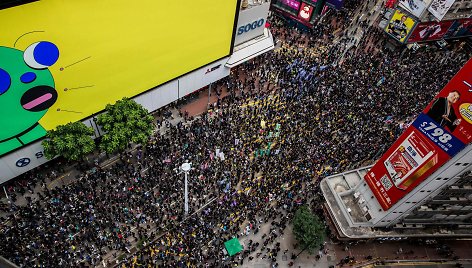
[0,0,238,156]
[385,9,416,43]
[460,103,472,124]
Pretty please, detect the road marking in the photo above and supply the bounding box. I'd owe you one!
[47,171,72,189]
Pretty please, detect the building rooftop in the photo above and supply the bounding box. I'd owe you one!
[321,167,472,240]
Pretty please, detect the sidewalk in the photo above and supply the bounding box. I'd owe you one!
[0,107,186,220]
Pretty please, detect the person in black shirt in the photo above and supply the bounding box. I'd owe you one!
[426,90,462,132]
[387,15,408,40]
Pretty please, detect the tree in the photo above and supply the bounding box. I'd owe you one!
[41,121,96,161]
[292,205,325,254]
[97,97,154,155]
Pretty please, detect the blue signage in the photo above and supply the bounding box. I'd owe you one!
[237,18,265,35]
[325,0,344,10]
[413,113,465,157]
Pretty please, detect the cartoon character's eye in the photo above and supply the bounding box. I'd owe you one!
[24,41,59,69]
[0,68,11,95]
[20,72,37,84]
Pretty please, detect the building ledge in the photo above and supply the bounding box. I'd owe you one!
[321,166,472,239]
[226,28,274,68]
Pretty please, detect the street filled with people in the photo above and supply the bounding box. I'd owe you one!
[1,2,471,268]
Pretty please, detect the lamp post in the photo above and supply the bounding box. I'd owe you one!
[181,162,192,216]
[207,83,212,109]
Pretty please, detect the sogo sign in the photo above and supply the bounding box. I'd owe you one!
[233,2,270,46]
[237,18,265,35]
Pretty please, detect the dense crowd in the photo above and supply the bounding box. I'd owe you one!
[1,3,471,268]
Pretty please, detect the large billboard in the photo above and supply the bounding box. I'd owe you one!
[385,9,417,43]
[365,59,472,210]
[443,18,472,39]
[407,20,455,43]
[0,0,238,157]
[428,0,456,21]
[398,0,427,18]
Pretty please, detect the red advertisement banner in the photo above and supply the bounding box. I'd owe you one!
[443,18,472,39]
[407,20,454,43]
[365,59,472,210]
[422,59,472,145]
[385,0,397,8]
[298,2,314,22]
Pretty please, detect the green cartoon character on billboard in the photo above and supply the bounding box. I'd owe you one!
[0,41,59,156]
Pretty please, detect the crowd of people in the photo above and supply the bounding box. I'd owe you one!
[1,2,471,267]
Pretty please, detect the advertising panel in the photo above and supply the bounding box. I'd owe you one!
[0,0,238,157]
[398,0,427,18]
[407,20,454,43]
[298,2,315,21]
[234,2,270,46]
[385,0,398,9]
[325,0,344,10]
[385,9,417,43]
[428,0,456,21]
[443,18,472,39]
[277,0,302,14]
[365,59,472,210]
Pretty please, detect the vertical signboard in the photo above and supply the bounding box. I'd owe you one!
[385,0,398,8]
[234,2,270,46]
[428,0,456,21]
[365,59,472,210]
[398,0,427,18]
[325,0,344,10]
[298,2,314,21]
[385,9,417,43]
[407,20,454,43]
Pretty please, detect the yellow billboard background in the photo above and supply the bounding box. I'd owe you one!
[385,9,416,43]
[0,0,238,129]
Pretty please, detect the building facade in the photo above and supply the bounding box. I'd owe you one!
[0,0,274,184]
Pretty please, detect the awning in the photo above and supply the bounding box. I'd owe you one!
[226,28,274,68]
[224,237,243,256]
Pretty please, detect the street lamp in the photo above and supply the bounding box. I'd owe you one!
[180,162,192,216]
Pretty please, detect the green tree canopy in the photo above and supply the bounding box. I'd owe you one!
[41,121,96,161]
[293,205,325,254]
[97,97,154,155]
